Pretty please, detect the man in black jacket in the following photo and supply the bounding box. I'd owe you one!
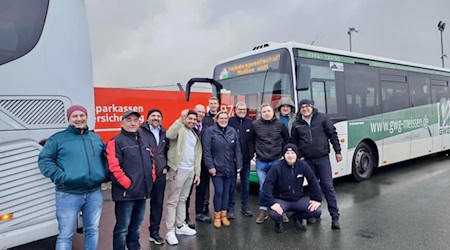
[291,99,342,229]
[228,102,254,217]
[203,96,220,126]
[139,109,168,245]
[263,144,322,233]
[250,103,289,224]
[193,104,212,224]
[106,110,155,250]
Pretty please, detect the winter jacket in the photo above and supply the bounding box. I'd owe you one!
[106,129,155,201]
[228,115,254,162]
[250,117,289,162]
[202,124,243,177]
[275,97,296,136]
[139,123,169,177]
[203,111,216,127]
[38,125,106,194]
[291,109,341,159]
[166,118,202,176]
[263,159,322,206]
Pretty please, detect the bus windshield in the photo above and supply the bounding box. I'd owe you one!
[213,48,294,119]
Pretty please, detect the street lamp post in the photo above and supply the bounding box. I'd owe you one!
[347,27,359,52]
[438,21,446,68]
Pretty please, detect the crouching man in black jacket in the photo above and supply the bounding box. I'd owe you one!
[263,143,322,233]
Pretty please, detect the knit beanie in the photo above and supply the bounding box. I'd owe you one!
[282,143,299,156]
[147,108,163,119]
[67,105,87,120]
[298,99,314,108]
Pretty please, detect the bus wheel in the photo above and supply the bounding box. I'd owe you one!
[352,142,374,182]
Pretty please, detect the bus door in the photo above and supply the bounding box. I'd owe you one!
[380,71,411,164]
[431,78,450,152]
[408,73,433,158]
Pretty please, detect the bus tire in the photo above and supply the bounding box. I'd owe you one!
[352,142,375,182]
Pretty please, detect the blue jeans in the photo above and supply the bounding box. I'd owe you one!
[55,188,103,250]
[228,161,251,210]
[256,159,280,210]
[305,156,340,217]
[211,176,231,212]
[113,199,146,250]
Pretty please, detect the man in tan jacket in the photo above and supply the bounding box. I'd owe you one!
[165,109,202,245]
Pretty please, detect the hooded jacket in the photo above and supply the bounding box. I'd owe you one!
[263,159,322,206]
[275,97,296,135]
[202,123,243,177]
[38,125,106,194]
[250,116,289,162]
[291,108,341,159]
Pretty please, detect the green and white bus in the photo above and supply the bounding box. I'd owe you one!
[186,41,450,182]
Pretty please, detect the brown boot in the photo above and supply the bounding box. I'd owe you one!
[255,209,268,224]
[220,210,231,227]
[214,212,221,228]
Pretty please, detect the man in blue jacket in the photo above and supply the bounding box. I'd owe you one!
[263,143,322,233]
[228,101,254,217]
[38,105,106,250]
[106,110,155,250]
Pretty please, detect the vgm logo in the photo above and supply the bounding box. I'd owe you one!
[438,98,450,134]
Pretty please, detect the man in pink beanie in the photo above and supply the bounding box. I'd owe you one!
[39,104,106,249]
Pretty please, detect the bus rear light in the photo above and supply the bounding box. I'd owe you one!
[340,138,345,143]
[383,160,387,164]
[0,213,13,221]
[334,172,339,176]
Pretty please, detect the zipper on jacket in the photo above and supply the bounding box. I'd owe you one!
[136,134,150,196]
[291,168,295,195]
[81,132,93,187]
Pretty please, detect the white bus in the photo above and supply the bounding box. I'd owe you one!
[186,41,450,183]
[0,0,94,248]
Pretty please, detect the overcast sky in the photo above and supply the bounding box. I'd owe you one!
[85,0,449,89]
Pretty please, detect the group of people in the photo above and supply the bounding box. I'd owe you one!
[38,96,342,249]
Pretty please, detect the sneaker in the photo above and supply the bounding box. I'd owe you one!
[255,209,268,224]
[176,223,197,236]
[186,219,196,229]
[196,213,212,223]
[306,217,321,225]
[149,232,164,245]
[331,216,341,230]
[227,209,236,219]
[274,222,285,233]
[166,231,178,245]
[294,217,307,231]
[282,213,289,223]
[241,206,253,217]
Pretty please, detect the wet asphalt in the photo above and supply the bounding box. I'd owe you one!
[12,152,450,250]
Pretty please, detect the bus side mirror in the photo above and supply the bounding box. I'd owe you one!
[185,78,223,103]
[296,65,311,91]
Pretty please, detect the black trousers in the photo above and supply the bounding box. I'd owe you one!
[148,174,166,233]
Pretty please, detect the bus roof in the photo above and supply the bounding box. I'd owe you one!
[216,41,450,75]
